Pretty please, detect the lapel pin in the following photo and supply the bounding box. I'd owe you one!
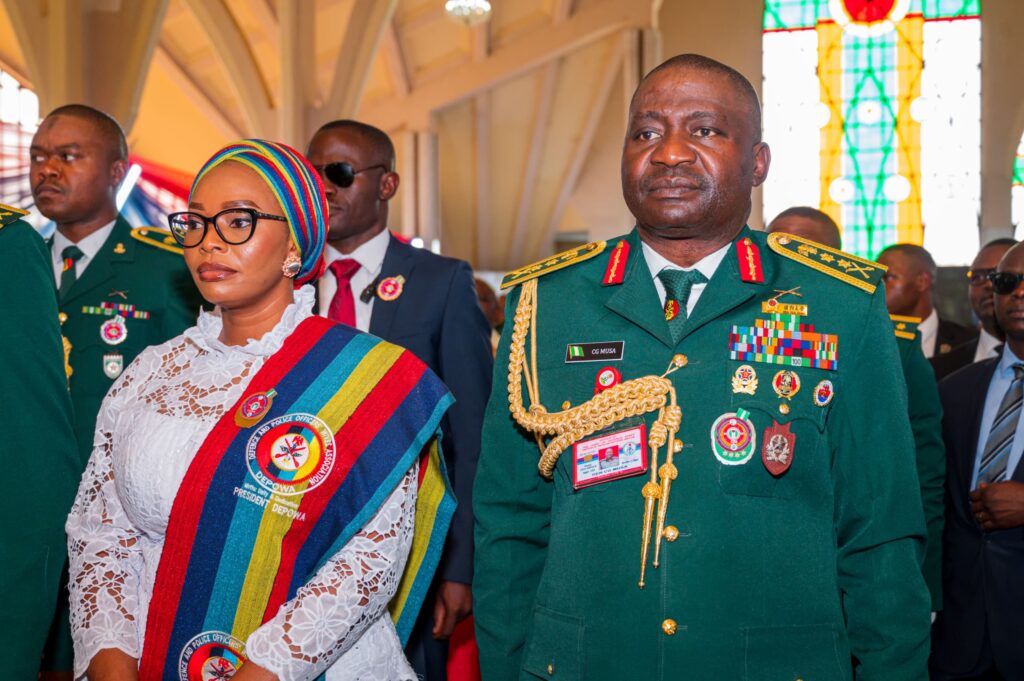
[377,275,405,302]
[113,242,126,255]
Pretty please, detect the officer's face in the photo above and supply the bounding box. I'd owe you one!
[878,251,927,316]
[994,244,1024,342]
[621,66,770,238]
[306,129,398,245]
[30,115,125,225]
[183,161,298,310]
[969,244,1012,328]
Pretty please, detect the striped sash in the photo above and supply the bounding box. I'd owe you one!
[138,316,454,680]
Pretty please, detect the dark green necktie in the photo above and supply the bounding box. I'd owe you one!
[658,268,708,343]
[59,245,84,300]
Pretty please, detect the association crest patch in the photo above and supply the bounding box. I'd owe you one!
[100,315,127,345]
[245,413,335,496]
[711,409,756,466]
[178,630,246,681]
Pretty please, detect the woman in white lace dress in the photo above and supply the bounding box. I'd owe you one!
[66,140,453,681]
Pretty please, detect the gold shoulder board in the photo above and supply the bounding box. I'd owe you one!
[890,314,922,341]
[767,232,886,294]
[0,203,28,230]
[500,240,607,290]
[130,226,184,255]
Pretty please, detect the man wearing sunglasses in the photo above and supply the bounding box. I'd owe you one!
[30,104,201,678]
[932,242,1024,681]
[306,120,493,681]
[933,239,1017,381]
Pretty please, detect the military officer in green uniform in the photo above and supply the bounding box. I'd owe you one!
[30,104,200,676]
[0,207,80,680]
[474,54,931,680]
[768,207,945,611]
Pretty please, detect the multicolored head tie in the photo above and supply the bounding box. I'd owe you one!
[190,139,327,287]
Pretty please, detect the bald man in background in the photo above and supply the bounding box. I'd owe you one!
[768,207,946,610]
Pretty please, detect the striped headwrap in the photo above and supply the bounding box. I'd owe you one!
[191,139,327,286]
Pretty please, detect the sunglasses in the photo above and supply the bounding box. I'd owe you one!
[988,271,1024,295]
[966,267,995,287]
[317,161,388,188]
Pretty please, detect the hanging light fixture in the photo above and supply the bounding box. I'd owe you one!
[445,0,492,25]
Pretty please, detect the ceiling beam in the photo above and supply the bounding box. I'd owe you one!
[471,22,490,62]
[383,19,411,97]
[153,44,243,140]
[180,0,274,136]
[277,0,315,146]
[360,0,655,132]
[474,92,491,268]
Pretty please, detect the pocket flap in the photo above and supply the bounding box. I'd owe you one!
[521,605,584,680]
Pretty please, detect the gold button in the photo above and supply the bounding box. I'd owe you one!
[662,618,677,635]
[778,235,791,245]
[673,438,683,453]
[672,353,688,368]
[561,400,571,410]
[59,312,68,324]
[779,403,790,415]
[662,525,680,542]
[547,663,554,675]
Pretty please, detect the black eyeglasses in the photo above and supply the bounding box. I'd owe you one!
[316,161,388,188]
[967,267,995,287]
[167,208,287,248]
[988,271,1024,295]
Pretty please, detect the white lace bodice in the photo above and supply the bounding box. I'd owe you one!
[65,286,418,681]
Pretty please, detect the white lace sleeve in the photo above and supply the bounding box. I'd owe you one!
[245,463,419,681]
[65,375,145,678]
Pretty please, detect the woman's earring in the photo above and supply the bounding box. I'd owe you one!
[282,255,302,278]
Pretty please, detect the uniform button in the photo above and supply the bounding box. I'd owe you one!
[779,403,790,415]
[662,525,680,542]
[662,618,677,635]
[673,438,683,453]
[561,400,571,410]
[547,663,554,675]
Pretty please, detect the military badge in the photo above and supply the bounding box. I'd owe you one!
[711,409,756,466]
[736,237,764,283]
[572,424,647,489]
[664,299,680,321]
[113,242,126,254]
[729,315,838,371]
[594,367,622,393]
[762,420,795,477]
[100,315,127,345]
[813,380,834,407]
[377,275,405,301]
[103,353,123,379]
[602,240,630,286]
[731,364,758,395]
[234,388,278,428]
[772,370,801,400]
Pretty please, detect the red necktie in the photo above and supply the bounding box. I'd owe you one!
[327,259,361,326]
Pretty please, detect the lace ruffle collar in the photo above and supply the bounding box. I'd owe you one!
[184,285,316,357]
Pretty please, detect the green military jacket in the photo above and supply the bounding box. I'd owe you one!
[474,227,931,681]
[0,215,80,678]
[56,216,200,464]
[891,315,946,610]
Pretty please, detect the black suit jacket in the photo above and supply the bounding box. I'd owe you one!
[932,357,1024,677]
[319,236,493,584]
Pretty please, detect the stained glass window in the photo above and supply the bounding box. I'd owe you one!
[1014,137,1024,236]
[763,0,981,264]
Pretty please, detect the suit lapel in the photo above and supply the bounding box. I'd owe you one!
[369,235,416,339]
[959,358,1000,491]
[62,217,135,307]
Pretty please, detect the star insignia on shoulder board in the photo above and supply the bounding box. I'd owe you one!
[819,253,835,263]
[797,244,819,256]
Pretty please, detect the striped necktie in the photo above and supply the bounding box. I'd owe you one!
[657,268,708,344]
[59,245,84,301]
[977,362,1024,485]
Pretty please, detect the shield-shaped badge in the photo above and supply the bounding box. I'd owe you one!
[762,420,796,477]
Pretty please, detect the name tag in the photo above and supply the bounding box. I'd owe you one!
[565,341,625,363]
[572,424,647,489]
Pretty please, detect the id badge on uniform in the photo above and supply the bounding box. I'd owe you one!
[572,424,647,489]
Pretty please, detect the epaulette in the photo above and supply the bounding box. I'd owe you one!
[130,226,184,255]
[500,240,606,290]
[890,314,921,341]
[767,232,886,294]
[0,203,28,230]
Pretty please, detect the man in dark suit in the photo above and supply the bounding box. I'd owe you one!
[932,238,1017,381]
[307,120,493,681]
[931,241,1024,681]
[31,104,201,677]
[878,243,977,365]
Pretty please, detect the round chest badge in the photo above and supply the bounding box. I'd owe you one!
[377,275,405,302]
[710,408,757,466]
[594,366,622,393]
[246,413,335,495]
[772,370,801,400]
[178,630,246,681]
[813,380,835,407]
[234,389,277,428]
[100,315,127,345]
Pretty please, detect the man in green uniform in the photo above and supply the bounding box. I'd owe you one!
[474,54,930,680]
[768,206,945,611]
[30,104,200,675]
[0,208,81,680]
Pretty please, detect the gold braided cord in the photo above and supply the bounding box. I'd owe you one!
[506,278,686,588]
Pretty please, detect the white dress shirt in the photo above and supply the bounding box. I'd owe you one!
[317,229,391,332]
[974,328,1002,362]
[50,220,116,285]
[971,344,1024,488]
[919,309,939,359]
[642,239,731,314]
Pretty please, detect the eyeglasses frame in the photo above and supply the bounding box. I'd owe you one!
[167,208,288,248]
